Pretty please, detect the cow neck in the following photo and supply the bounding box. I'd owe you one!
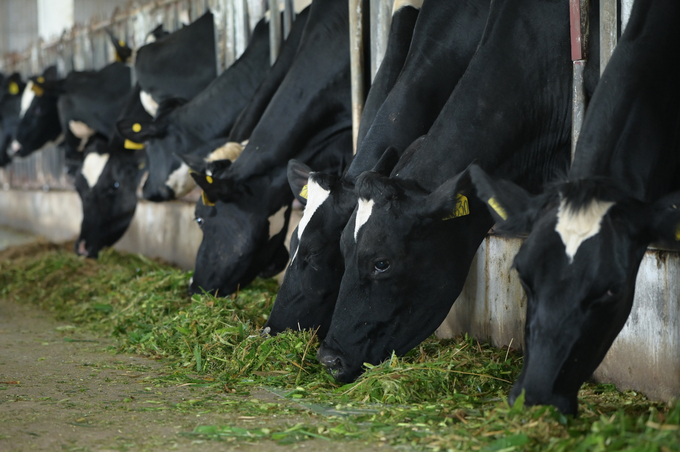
[394,0,574,195]
[345,0,491,182]
[229,0,352,182]
[176,19,271,140]
[568,0,680,203]
[228,7,311,144]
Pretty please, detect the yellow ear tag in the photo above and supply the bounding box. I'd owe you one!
[299,184,308,200]
[37,76,45,83]
[488,197,508,221]
[124,139,145,150]
[31,84,44,97]
[8,82,19,95]
[201,191,215,206]
[119,40,126,47]
[206,175,213,184]
[132,123,142,133]
[442,194,470,220]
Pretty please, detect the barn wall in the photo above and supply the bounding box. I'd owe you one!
[0,0,38,56]
[437,235,680,403]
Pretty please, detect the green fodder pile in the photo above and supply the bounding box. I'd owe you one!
[1,242,679,451]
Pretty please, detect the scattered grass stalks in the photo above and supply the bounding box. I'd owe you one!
[1,242,679,450]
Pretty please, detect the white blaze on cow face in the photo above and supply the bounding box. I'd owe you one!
[20,81,36,118]
[392,0,424,15]
[290,179,330,262]
[268,205,288,240]
[354,198,375,242]
[140,90,159,117]
[165,162,195,198]
[10,140,21,155]
[82,152,110,188]
[206,141,244,162]
[555,198,615,263]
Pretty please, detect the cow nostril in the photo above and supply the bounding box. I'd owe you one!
[75,240,88,256]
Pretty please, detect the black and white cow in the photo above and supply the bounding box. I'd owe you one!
[316,0,600,384]
[187,0,360,296]
[74,84,150,258]
[266,0,491,338]
[0,73,25,166]
[10,66,62,157]
[134,11,217,118]
[10,34,133,161]
[469,0,680,415]
[117,15,274,201]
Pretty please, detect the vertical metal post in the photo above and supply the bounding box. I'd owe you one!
[349,0,365,154]
[600,0,617,74]
[369,0,391,82]
[283,0,295,39]
[268,0,281,64]
[570,0,588,161]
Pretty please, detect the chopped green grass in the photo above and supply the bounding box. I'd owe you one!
[1,242,679,450]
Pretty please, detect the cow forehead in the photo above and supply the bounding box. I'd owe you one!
[393,0,424,15]
[354,198,374,242]
[140,90,158,117]
[555,198,615,263]
[291,179,330,262]
[82,152,110,188]
[20,81,36,118]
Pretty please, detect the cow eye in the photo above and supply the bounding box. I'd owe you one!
[373,259,390,273]
[195,217,204,227]
[113,181,120,189]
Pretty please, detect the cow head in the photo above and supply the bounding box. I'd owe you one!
[0,73,25,166]
[74,139,146,258]
[265,159,358,338]
[316,159,493,383]
[117,99,205,202]
[187,158,292,296]
[469,164,680,415]
[12,66,62,157]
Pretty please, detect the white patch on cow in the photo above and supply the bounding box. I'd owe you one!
[206,141,244,162]
[140,90,159,117]
[290,179,330,262]
[9,140,21,156]
[392,0,424,15]
[69,120,96,151]
[69,120,95,139]
[268,205,288,240]
[145,33,157,44]
[295,0,312,13]
[555,198,615,263]
[165,162,195,198]
[81,152,110,188]
[20,81,36,118]
[354,198,374,242]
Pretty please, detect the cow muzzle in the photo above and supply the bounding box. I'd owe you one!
[509,382,577,416]
[316,342,361,383]
[75,240,89,257]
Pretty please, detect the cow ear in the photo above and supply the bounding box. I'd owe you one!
[117,118,166,142]
[417,167,473,221]
[178,152,208,174]
[469,164,539,233]
[372,147,400,176]
[107,29,132,63]
[190,172,233,206]
[288,159,311,206]
[36,78,65,95]
[650,191,680,245]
